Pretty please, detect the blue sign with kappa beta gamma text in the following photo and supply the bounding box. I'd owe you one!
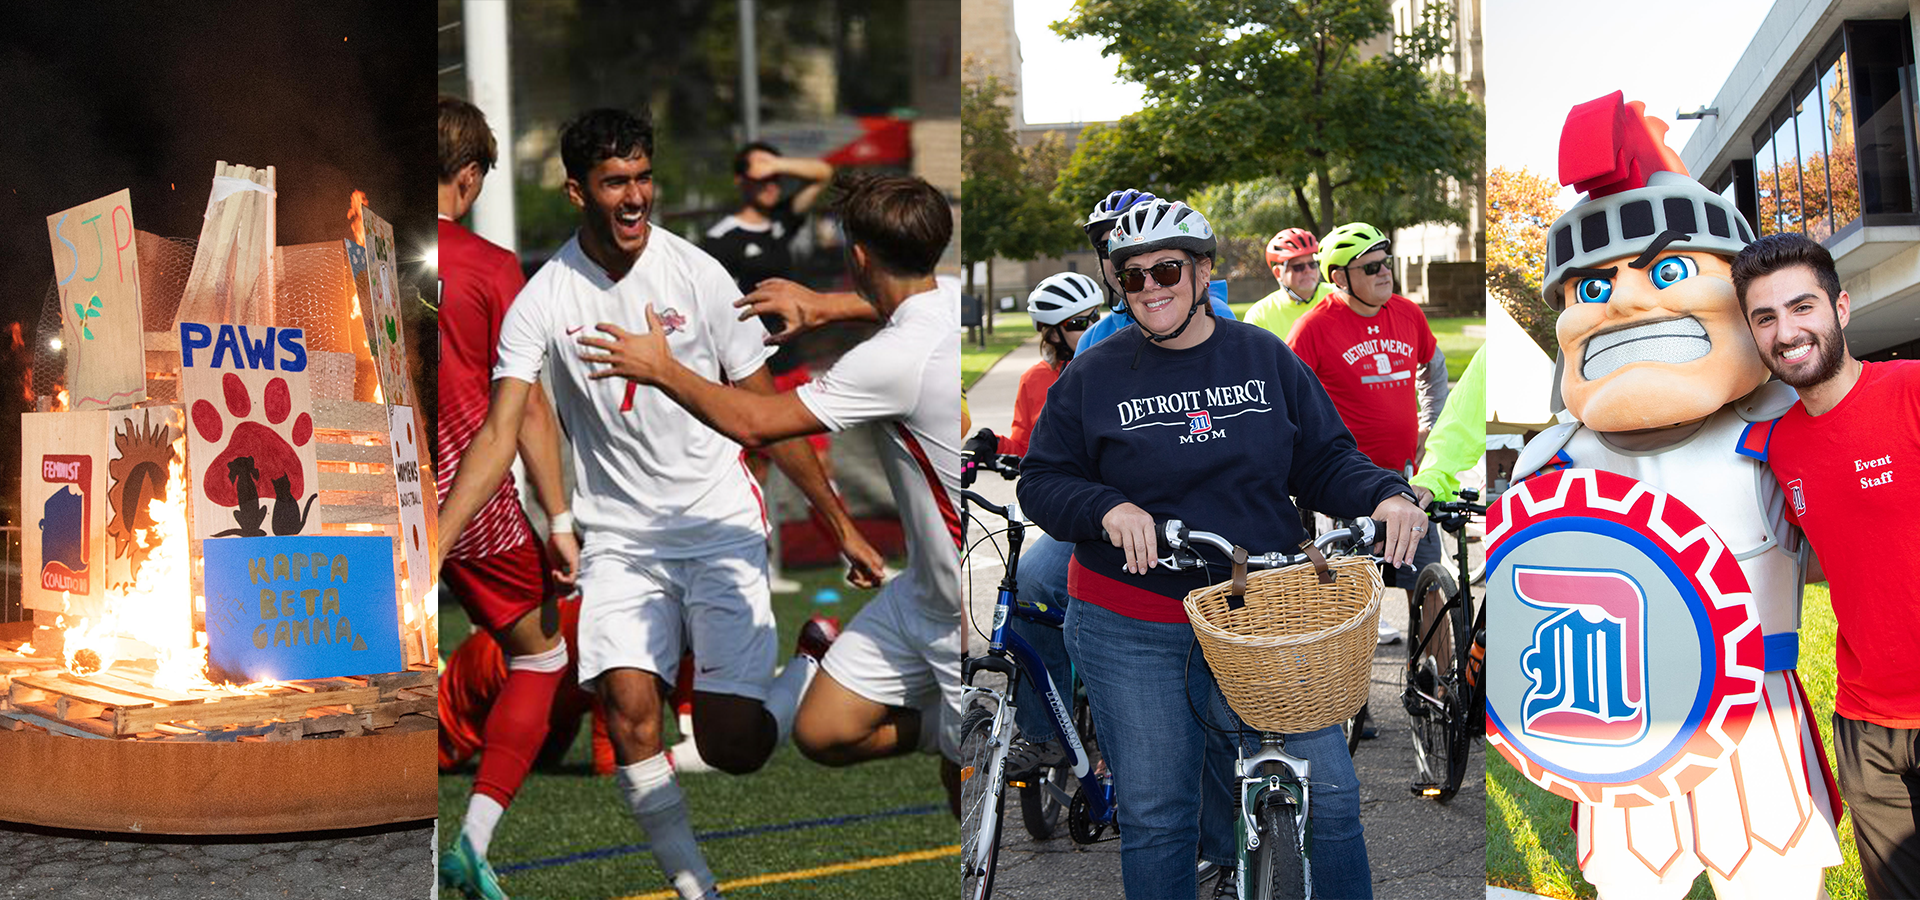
[203,535,402,682]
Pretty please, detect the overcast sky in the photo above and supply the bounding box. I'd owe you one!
[1486,0,1772,193]
[1016,0,1147,125]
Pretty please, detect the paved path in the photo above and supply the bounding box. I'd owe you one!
[964,335,1486,899]
[0,820,433,899]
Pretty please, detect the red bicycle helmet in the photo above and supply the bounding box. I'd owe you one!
[1265,228,1319,267]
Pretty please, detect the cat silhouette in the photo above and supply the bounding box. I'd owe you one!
[213,457,268,537]
[270,474,317,535]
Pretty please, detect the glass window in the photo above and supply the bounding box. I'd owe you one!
[1797,79,1834,240]
[1774,111,1804,234]
[1844,19,1915,216]
[1755,133,1780,236]
[1823,49,1861,226]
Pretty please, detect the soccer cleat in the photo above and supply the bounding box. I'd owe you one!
[794,614,840,663]
[1002,736,1066,781]
[439,832,509,900]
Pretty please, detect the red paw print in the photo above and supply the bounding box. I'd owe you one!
[192,374,313,535]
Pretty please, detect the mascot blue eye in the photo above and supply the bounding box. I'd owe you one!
[1648,256,1698,289]
[1576,277,1612,303]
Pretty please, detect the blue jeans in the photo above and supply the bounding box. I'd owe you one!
[1011,534,1074,741]
[1065,598,1372,900]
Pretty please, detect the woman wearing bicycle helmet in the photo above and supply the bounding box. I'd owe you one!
[975,271,1105,456]
[1018,198,1427,898]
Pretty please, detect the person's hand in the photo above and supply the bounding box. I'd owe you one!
[579,307,674,384]
[1371,492,1428,568]
[736,278,827,344]
[963,427,998,460]
[841,530,887,590]
[1101,502,1158,575]
[1411,485,1435,509]
[742,148,780,181]
[547,528,579,588]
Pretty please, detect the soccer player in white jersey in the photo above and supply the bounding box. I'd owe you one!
[578,173,964,806]
[435,108,885,900]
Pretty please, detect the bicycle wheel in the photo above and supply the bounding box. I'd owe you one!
[1407,562,1468,801]
[1251,762,1307,900]
[960,705,1005,900]
[1342,702,1369,757]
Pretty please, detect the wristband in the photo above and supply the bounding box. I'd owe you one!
[549,510,576,535]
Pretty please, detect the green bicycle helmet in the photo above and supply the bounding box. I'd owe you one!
[1319,222,1391,282]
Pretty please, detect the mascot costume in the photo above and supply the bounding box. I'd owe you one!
[1487,92,1842,899]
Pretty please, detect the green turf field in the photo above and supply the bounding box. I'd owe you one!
[439,561,955,900]
[1486,584,1864,899]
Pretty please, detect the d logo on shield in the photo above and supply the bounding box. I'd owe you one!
[1187,410,1211,434]
[1516,566,1648,745]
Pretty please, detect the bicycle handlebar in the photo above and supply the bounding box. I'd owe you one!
[1098,517,1386,572]
[960,450,1021,488]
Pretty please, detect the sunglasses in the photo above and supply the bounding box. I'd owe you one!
[1117,259,1191,293]
[1286,261,1314,274]
[1061,312,1100,330]
[1343,257,1393,277]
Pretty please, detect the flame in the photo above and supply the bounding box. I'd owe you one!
[348,190,367,246]
[17,643,33,655]
[372,383,383,404]
[60,441,215,690]
[53,388,69,412]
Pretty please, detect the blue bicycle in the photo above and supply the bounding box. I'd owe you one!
[959,451,1116,900]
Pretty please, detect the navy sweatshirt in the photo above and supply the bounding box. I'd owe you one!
[1017,318,1410,621]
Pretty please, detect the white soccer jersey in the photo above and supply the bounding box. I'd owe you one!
[495,229,775,557]
[797,282,962,619]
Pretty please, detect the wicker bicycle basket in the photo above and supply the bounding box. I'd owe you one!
[1183,555,1383,734]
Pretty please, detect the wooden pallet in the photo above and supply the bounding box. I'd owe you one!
[0,660,435,741]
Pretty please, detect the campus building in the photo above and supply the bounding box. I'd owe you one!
[1683,0,1920,358]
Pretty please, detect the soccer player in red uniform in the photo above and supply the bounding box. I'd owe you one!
[440,596,615,778]
[1733,233,1920,899]
[436,95,578,899]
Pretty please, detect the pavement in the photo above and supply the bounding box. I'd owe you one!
[0,820,434,899]
[964,336,1486,899]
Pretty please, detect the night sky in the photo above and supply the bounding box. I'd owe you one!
[0,2,434,331]
[0,3,434,524]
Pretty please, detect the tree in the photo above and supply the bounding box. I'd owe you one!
[961,68,1085,319]
[1486,165,1562,356]
[1052,0,1482,236]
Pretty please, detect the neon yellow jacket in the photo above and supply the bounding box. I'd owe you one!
[1410,343,1485,498]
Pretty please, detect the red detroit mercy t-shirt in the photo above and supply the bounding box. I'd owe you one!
[435,217,536,560]
[1770,359,1920,727]
[1286,293,1437,472]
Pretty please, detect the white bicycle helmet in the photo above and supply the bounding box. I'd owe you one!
[1026,272,1104,325]
[1106,200,1217,267]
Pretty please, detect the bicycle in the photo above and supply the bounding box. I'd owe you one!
[958,451,1117,900]
[1401,488,1488,801]
[1157,517,1384,900]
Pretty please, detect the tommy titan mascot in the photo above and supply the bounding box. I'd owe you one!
[1499,92,1841,898]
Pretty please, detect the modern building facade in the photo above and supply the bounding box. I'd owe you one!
[1683,0,1920,358]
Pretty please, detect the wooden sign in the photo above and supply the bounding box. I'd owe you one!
[386,405,432,593]
[104,406,183,593]
[202,535,403,681]
[47,190,147,411]
[21,412,113,619]
[345,204,411,406]
[174,163,276,328]
[178,322,321,541]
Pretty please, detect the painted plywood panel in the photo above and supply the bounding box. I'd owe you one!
[202,535,402,682]
[104,406,183,593]
[47,190,146,411]
[178,323,321,541]
[21,412,113,618]
[345,204,411,407]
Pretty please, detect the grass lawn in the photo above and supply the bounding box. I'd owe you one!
[1487,584,1864,899]
[439,560,954,900]
[962,310,1034,389]
[1427,316,1485,381]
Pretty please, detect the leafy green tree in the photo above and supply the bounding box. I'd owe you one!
[1052,0,1482,237]
[962,70,1085,320]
